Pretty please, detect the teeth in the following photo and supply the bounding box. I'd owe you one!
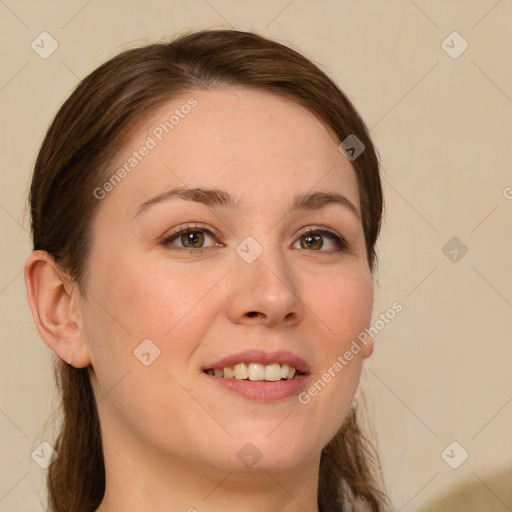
[264,363,282,381]
[206,362,299,381]
[234,363,248,379]
[248,363,265,381]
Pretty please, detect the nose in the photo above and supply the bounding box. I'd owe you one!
[225,242,305,328]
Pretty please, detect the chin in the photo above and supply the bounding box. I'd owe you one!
[202,429,322,475]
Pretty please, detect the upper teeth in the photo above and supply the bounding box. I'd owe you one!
[206,362,297,381]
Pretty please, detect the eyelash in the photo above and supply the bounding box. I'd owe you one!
[160,222,348,255]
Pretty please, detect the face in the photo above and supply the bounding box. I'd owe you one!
[79,88,374,477]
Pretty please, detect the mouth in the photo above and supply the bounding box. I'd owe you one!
[204,362,304,381]
[201,349,310,397]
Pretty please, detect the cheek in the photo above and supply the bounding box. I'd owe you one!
[84,253,229,384]
[89,251,221,338]
[308,266,373,345]
[297,267,372,434]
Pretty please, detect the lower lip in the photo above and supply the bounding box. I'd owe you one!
[204,373,310,401]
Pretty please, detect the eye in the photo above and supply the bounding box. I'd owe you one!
[160,223,348,254]
[161,223,221,253]
[293,226,348,252]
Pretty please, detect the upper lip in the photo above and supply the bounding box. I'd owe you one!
[204,349,310,375]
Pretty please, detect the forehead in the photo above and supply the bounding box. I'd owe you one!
[96,87,360,219]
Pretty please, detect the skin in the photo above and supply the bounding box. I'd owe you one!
[25,88,374,512]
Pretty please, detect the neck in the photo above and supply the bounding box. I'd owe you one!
[96,425,320,512]
[98,451,320,512]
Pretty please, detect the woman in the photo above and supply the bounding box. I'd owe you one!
[24,29,389,512]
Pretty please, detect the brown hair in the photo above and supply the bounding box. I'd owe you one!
[29,29,387,511]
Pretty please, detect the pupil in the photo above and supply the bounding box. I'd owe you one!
[183,232,202,247]
[304,234,322,250]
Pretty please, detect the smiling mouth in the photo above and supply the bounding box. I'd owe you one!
[204,362,302,381]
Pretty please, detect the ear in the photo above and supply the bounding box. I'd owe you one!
[24,250,91,368]
[360,332,374,359]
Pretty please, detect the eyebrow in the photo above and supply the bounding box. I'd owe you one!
[133,186,360,220]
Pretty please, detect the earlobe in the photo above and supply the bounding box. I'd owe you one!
[24,250,91,368]
[361,335,374,359]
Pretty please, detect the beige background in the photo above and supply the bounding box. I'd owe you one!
[1,1,511,510]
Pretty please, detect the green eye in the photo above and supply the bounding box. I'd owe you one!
[161,224,348,254]
[179,231,207,248]
[161,223,218,253]
[162,226,217,252]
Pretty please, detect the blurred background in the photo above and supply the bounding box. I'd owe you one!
[0,1,511,510]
